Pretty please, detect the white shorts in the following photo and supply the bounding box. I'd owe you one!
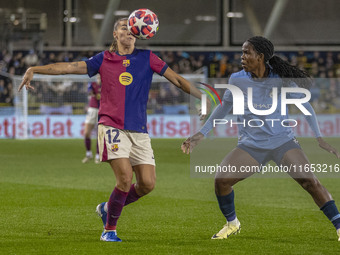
[85,107,99,125]
[98,124,155,166]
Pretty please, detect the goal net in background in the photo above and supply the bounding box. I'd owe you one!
[11,74,205,139]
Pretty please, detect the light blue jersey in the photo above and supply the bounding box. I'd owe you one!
[200,69,321,150]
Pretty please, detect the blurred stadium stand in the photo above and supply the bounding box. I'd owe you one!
[1,0,340,115]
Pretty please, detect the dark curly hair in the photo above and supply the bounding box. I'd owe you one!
[247,36,312,89]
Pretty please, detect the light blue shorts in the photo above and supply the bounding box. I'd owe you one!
[237,138,301,165]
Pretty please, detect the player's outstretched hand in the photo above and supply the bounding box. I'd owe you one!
[18,68,35,92]
[317,137,340,158]
[181,132,205,154]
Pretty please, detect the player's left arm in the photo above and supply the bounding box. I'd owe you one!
[163,67,211,119]
[149,51,202,100]
[303,102,340,158]
[163,67,202,99]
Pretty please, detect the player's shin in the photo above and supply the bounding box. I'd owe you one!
[124,183,142,206]
[216,190,237,221]
[105,187,129,231]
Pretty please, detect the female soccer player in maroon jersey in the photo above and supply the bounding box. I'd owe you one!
[82,74,101,164]
[19,18,204,242]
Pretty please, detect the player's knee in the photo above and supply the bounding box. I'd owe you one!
[138,178,156,195]
[215,178,233,190]
[140,184,154,195]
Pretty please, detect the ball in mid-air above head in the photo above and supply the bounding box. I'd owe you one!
[127,9,159,40]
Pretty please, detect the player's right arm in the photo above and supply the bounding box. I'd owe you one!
[181,78,235,154]
[18,61,87,91]
[303,102,340,158]
[181,101,233,154]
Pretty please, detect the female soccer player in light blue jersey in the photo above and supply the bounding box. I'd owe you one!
[182,36,340,241]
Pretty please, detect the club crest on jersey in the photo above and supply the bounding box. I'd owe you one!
[112,144,119,152]
[119,72,133,86]
[122,59,130,67]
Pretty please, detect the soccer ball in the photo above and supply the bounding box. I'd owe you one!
[127,9,159,40]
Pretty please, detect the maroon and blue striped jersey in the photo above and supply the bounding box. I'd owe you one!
[86,49,168,133]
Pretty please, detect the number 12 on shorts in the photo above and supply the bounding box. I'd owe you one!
[106,129,121,143]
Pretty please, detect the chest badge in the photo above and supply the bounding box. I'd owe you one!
[122,59,130,67]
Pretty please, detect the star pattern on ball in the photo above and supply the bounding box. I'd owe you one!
[134,16,148,31]
[149,19,159,34]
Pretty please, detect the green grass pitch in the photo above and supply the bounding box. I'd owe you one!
[1,138,340,254]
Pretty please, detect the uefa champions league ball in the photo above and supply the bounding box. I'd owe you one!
[127,9,159,40]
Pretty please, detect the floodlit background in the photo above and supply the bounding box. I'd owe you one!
[1,1,340,254]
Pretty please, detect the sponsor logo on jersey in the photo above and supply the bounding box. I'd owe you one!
[122,59,130,67]
[112,144,119,152]
[119,72,133,86]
